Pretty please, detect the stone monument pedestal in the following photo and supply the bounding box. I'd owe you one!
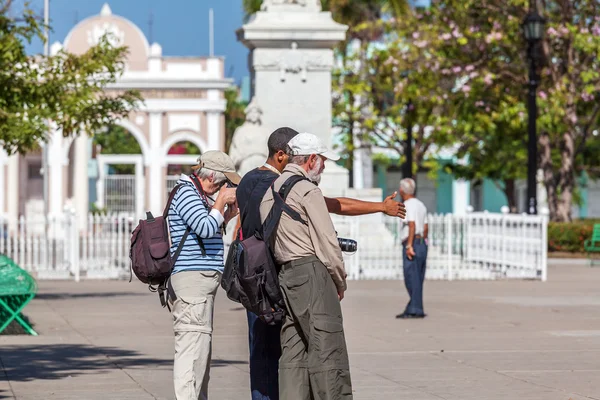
[229,0,392,253]
[234,0,362,196]
[234,0,386,199]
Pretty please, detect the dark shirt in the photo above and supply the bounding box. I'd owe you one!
[236,168,278,239]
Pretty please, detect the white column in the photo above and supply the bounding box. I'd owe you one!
[453,179,470,216]
[149,112,164,215]
[73,134,89,231]
[352,148,364,189]
[6,154,19,230]
[48,128,65,217]
[207,111,222,151]
[96,158,106,209]
[135,159,144,218]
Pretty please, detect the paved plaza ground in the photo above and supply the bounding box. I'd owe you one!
[1,263,599,400]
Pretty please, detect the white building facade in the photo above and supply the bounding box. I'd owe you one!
[0,4,231,228]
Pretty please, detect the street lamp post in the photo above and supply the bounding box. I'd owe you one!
[522,4,545,215]
[403,99,414,179]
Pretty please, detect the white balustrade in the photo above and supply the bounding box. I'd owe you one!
[0,210,548,281]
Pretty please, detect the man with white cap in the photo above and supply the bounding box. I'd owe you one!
[167,150,240,400]
[259,133,353,399]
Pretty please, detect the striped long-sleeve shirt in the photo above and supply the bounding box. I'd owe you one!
[168,174,225,274]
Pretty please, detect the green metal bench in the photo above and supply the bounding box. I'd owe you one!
[0,255,38,335]
[584,224,600,267]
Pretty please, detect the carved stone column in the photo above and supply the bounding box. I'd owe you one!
[237,0,350,196]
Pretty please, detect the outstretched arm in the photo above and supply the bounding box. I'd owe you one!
[324,192,406,218]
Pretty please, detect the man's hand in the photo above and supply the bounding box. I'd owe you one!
[406,245,416,260]
[383,192,406,218]
[338,290,345,301]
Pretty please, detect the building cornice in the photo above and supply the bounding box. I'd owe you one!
[108,78,233,90]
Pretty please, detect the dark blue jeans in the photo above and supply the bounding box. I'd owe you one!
[247,311,281,400]
[402,239,428,315]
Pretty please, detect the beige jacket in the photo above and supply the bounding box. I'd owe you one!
[259,164,347,292]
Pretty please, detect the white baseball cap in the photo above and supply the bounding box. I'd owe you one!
[287,132,340,161]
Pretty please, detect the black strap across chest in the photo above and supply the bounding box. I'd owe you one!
[260,174,310,241]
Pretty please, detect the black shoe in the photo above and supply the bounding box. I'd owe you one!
[396,312,426,319]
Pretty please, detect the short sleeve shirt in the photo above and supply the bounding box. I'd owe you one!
[236,168,278,239]
[401,197,428,242]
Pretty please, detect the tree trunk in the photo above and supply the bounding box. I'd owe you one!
[502,179,518,213]
[540,132,558,220]
[556,129,576,222]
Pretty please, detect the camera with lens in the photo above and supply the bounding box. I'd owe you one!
[337,237,358,253]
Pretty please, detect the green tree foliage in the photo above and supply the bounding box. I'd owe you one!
[349,0,600,219]
[92,125,141,174]
[225,87,247,153]
[93,125,141,156]
[0,0,142,155]
[333,13,455,183]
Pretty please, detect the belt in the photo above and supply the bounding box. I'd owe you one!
[280,255,319,272]
[402,236,425,245]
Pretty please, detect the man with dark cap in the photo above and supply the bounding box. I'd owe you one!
[235,127,406,400]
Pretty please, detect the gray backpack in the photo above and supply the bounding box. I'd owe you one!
[222,175,308,325]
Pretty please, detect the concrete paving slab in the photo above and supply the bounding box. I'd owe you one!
[0,263,599,399]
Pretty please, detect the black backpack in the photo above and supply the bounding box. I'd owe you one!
[222,175,308,325]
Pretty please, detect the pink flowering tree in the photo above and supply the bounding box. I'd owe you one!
[422,0,600,221]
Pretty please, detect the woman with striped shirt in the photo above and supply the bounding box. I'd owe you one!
[168,150,240,400]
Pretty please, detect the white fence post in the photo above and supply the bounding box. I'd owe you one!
[71,209,80,282]
[446,214,453,281]
[501,206,508,274]
[541,214,548,281]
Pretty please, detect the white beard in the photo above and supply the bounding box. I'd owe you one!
[307,157,323,185]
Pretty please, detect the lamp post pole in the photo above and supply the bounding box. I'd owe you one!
[403,99,414,179]
[522,3,545,215]
[526,44,538,215]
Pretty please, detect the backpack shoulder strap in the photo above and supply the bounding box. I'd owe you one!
[163,183,184,219]
[262,175,310,241]
[278,174,307,201]
[171,227,191,266]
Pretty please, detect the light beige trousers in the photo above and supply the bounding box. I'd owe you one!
[171,270,221,400]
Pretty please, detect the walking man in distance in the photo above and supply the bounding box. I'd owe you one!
[396,177,429,319]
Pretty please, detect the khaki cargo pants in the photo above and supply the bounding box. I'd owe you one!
[279,255,353,400]
[170,270,221,400]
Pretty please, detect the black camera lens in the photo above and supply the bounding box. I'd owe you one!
[337,237,357,253]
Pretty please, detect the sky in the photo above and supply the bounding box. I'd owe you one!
[20,0,249,83]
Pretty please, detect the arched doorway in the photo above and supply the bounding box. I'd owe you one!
[17,144,43,218]
[165,141,202,195]
[92,125,145,216]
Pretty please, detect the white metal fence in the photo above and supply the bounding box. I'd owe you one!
[0,211,548,282]
[104,175,136,214]
[1,211,134,281]
[166,175,180,196]
[332,212,548,281]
